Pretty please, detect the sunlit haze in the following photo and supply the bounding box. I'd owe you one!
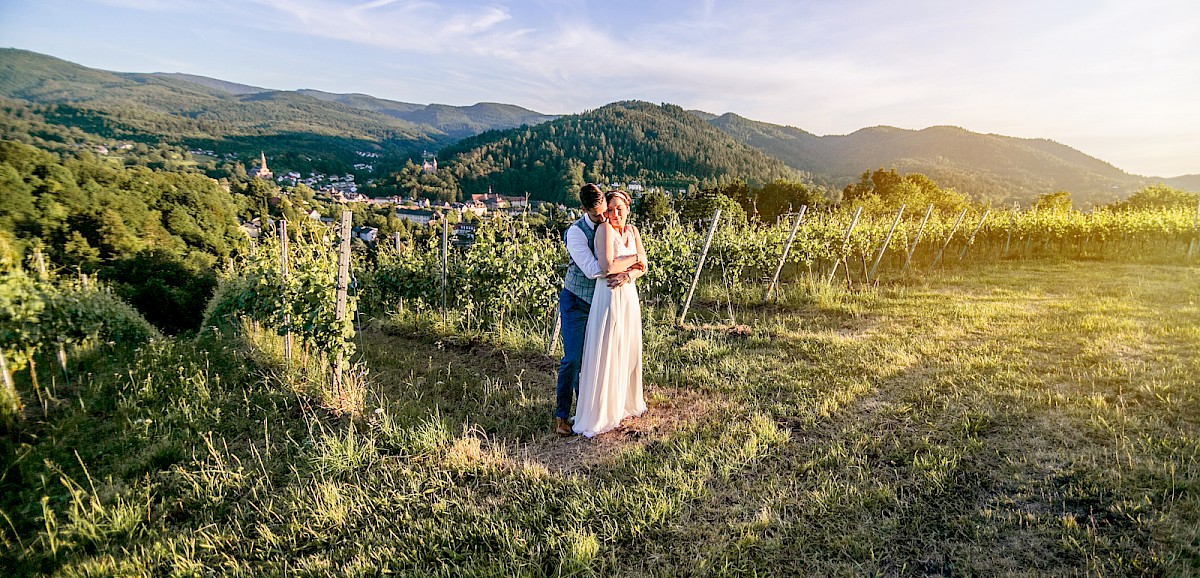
[1,0,1197,176]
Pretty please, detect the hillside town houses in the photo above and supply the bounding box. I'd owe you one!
[236,152,665,253]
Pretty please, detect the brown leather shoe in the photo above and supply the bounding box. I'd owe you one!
[555,418,573,436]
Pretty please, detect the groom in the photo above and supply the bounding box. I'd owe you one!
[554,183,631,436]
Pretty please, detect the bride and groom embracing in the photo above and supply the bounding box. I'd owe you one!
[554,183,649,438]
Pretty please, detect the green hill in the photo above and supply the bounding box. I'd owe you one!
[432,101,807,204]
[150,72,271,95]
[705,112,1155,206]
[0,48,445,164]
[296,90,556,139]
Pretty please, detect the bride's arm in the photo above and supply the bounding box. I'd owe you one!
[628,225,648,280]
[598,223,639,274]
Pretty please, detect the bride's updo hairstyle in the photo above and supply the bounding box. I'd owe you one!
[605,189,632,207]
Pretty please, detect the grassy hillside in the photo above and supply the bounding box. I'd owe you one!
[3,261,1197,574]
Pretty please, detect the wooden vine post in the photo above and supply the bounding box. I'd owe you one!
[0,349,18,416]
[1024,206,1037,256]
[1190,198,1200,260]
[547,306,561,355]
[34,248,47,278]
[867,204,905,283]
[765,205,807,302]
[1003,209,1015,258]
[333,211,352,394]
[828,207,863,284]
[679,207,722,325]
[279,220,292,364]
[390,232,405,316]
[440,218,449,326]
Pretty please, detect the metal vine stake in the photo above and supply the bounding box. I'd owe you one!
[679,207,721,325]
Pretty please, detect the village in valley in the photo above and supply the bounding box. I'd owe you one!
[235,150,652,249]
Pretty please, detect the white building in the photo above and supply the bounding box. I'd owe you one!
[397,208,435,225]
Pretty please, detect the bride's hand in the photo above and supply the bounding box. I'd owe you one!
[606,271,630,288]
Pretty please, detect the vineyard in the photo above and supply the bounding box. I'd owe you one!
[0,256,158,423]
[1,199,1199,575]
[2,200,1197,422]
[352,202,1200,345]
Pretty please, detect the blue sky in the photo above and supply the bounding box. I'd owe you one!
[1,0,1198,177]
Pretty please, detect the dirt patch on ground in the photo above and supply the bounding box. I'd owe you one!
[514,385,716,476]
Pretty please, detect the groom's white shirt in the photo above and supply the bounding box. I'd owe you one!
[566,217,605,280]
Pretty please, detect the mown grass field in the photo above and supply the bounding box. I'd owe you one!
[3,260,1198,576]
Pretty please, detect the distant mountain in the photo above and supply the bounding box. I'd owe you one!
[2,48,1193,206]
[704,112,1161,206]
[0,47,443,165]
[295,90,556,139]
[295,89,425,115]
[0,49,562,170]
[707,113,825,178]
[150,73,271,95]
[1164,174,1200,191]
[434,101,804,204]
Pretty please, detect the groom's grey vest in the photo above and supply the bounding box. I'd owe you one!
[563,216,597,303]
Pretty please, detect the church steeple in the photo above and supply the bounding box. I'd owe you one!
[250,151,273,180]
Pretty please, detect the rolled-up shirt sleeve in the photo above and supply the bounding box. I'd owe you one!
[566,224,605,279]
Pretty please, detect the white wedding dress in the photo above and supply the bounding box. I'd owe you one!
[573,225,645,437]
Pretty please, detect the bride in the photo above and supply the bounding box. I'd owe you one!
[573,189,648,437]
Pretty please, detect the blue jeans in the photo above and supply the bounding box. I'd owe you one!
[556,288,591,420]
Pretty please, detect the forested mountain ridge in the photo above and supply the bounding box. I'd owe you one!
[702,112,1179,206]
[4,48,1193,207]
[429,101,807,204]
[295,90,557,139]
[150,73,272,96]
[0,49,560,176]
[0,47,446,174]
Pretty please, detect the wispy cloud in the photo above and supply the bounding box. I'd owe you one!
[239,0,525,55]
[89,0,205,11]
[14,0,1198,174]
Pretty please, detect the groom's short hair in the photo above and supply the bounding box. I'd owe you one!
[579,183,605,210]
